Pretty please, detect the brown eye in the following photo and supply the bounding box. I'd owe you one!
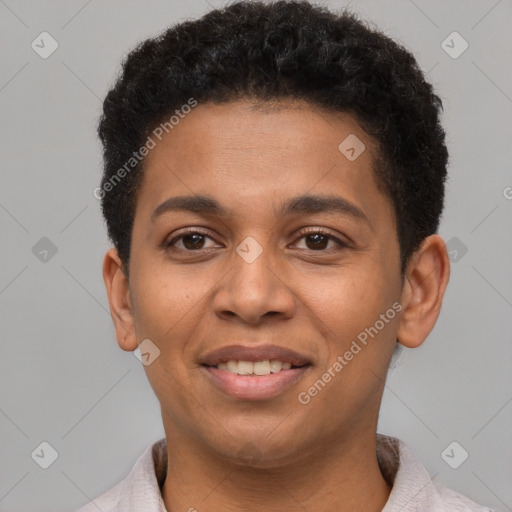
[181,233,207,250]
[304,233,330,250]
[166,229,219,251]
[294,228,348,252]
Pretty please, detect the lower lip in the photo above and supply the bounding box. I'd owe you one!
[202,365,311,401]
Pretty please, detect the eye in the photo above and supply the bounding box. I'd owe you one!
[163,227,349,253]
[165,228,220,251]
[293,228,348,251]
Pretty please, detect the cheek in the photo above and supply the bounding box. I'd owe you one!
[129,262,207,344]
[297,272,398,423]
[129,267,208,413]
[315,268,392,340]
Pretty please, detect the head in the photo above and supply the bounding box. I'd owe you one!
[101,0,450,465]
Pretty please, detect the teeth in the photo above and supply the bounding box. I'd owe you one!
[226,360,237,373]
[269,360,281,373]
[270,361,292,372]
[254,360,270,375]
[215,360,295,375]
[237,360,253,375]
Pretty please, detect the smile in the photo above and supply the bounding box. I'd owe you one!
[202,362,311,401]
[213,359,294,375]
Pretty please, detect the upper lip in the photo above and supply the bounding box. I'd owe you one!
[200,344,311,367]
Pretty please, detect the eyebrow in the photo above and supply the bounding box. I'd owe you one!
[151,194,370,226]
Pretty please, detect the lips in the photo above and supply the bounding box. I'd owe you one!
[199,344,312,400]
[203,365,310,400]
[200,344,311,367]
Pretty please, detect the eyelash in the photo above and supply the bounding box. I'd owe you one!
[164,227,348,253]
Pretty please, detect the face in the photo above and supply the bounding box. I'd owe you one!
[109,100,411,466]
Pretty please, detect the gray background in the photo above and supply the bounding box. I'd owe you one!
[0,0,511,510]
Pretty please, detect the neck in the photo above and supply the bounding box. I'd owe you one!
[161,430,391,512]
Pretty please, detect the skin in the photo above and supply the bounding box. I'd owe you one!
[103,99,450,512]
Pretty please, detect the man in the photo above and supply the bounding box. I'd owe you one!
[79,1,494,510]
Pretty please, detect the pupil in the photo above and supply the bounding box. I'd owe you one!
[306,233,327,250]
[183,234,204,249]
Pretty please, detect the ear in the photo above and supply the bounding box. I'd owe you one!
[397,235,450,349]
[103,248,138,351]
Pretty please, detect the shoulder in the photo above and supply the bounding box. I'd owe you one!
[428,480,498,511]
[74,478,125,512]
[378,434,496,512]
[74,438,167,512]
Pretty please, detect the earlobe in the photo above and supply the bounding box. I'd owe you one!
[397,235,450,349]
[102,248,138,352]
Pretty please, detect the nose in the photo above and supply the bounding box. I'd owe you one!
[212,242,296,325]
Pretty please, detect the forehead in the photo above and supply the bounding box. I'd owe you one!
[136,99,393,228]
[145,100,374,170]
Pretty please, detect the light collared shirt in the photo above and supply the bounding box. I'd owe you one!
[75,434,495,511]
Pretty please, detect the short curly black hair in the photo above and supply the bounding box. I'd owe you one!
[97,0,448,276]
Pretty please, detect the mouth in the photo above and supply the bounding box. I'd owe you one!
[200,344,312,400]
[204,359,307,375]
